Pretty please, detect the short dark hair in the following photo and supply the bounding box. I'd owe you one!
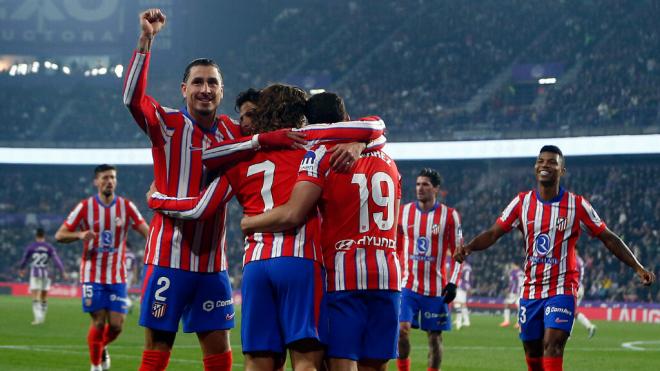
[235,88,260,113]
[418,168,442,187]
[252,84,308,133]
[182,58,223,83]
[305,92,347,124]
[540,145,565,165]
[35,228,45,238]
[94,164,116,177]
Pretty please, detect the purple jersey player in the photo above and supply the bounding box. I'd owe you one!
[501,263,524,327]
[575,252,596,337]
[18,228,68,325]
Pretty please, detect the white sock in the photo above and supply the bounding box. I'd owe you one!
[503,307,511,322]
[462,307,470,325]
[577,312,593,329]
[32,300,40,322]
[40,301,48,322]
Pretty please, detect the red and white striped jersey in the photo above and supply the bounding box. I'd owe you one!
[298,146,402,292]
[64,195,146,284]
[398,202,463,297]
[496,188,607,300]
[123,50,248,272]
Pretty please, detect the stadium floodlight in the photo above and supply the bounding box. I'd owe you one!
[310,89,326,95]
[98,67,108,75]
[538,77,557,85]
[114,64,124,78]
[31,61,39,73]
[17,63,28,75]
[51,63,59,70]
[44,61,52,68]
[9,65,17,76]
[91,68,99,76]
[84,70,90,77]
[62,66,71,75]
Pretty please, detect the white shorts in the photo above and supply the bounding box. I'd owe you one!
[504,292,519,305]
[29,276,51,291]
[454,289,467,305]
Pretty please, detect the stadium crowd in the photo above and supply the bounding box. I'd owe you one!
[1,157,658,302]
[1,0,658,146]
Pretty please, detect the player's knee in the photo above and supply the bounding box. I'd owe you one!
[543,340,565,357]
[109,323,123,334]
[399,323,411,339]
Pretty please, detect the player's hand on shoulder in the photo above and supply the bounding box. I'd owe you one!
[140,8,166,38]
[328,142,365,173]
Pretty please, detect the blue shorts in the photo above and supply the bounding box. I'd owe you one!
[518,295,576,341]
[241,257,325,354]
[139,265,235,333]
[81,283,128,314]
[326,290,400,361]
[399,288,451,332]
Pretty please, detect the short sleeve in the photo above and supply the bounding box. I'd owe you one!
[495,195,522,232]
[577,196,607,236]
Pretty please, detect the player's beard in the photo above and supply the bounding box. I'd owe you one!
[103,189,113,197]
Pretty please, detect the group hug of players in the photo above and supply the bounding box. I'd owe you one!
[40,8,655,371]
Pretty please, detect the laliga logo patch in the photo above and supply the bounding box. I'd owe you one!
[85,298,92,307]
[416,237,430,253]
[534,234,551,256]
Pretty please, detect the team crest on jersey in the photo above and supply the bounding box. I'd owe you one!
[152,302,167,319]
[416,237,431,253]
[534,233,551,256]
[431,224,440,235]
[115,217,123,227]
[556,217,567,231]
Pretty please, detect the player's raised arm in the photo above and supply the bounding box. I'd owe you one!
[122,9,167,143]
[454,222,507,263]
[597,228,655,285]
[147,175,233,220]
[240,181,322,234]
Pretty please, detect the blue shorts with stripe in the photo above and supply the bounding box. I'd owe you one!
[518,294,576,341]
[81,283,128,314]
[138,265,235,333]
[399,288,451,332]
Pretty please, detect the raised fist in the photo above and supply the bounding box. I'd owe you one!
[140,8,166,38]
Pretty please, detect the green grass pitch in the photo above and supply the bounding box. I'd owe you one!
[0,296,658,370]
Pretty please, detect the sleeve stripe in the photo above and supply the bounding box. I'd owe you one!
[154,177,229,219]
[202,138,254,160]
[297,119,385,132]
[122,52,146,106]
[65,202,84,226]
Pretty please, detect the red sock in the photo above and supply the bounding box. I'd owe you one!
[102,324,120,346]
[87,325,104,366]
[203,351,232,370]
[427,368,440,371]
[139,350,171,371]
[543,356,563,371]
[525,356,543,371]
[396,358,411,371]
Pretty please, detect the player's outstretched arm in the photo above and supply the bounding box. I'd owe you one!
[454,223,507,263]
[241,181,322,235]
[597,228,656,286]
[147,176,233,220]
